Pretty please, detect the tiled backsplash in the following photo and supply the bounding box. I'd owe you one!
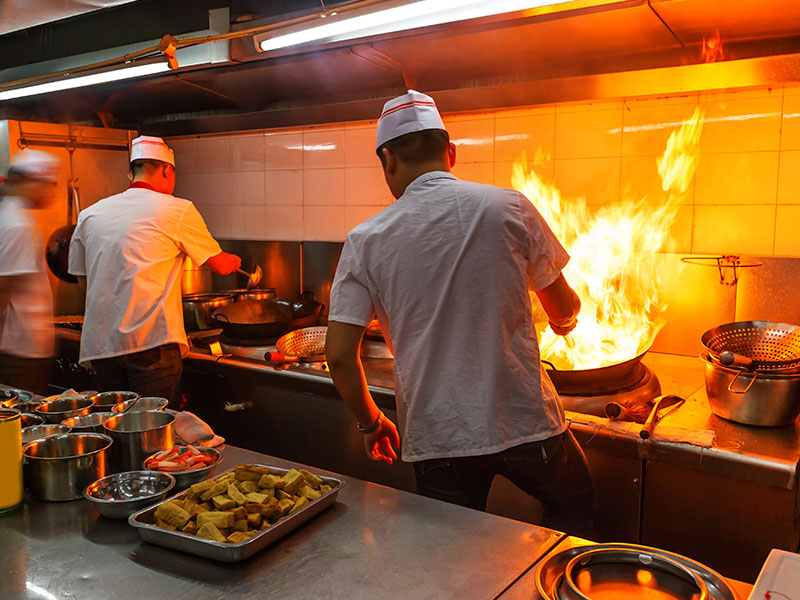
[168,83,800,257]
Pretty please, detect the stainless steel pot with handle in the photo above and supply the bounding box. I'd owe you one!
[701,352,800,426]
[182,293,235,331]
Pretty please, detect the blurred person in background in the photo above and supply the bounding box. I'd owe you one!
[0,150,60,395]
[68,136,240,406]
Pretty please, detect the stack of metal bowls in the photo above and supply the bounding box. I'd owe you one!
[83,470,175,519]
[61,412,116,433]
[34,395,94,424]
[111,396,168,414]
[103,411,174,472]
[88,391,138,413]
[23,433,113,501]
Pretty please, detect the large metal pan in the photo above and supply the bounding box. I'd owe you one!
[212,292,324,340]
[543,348,650,396]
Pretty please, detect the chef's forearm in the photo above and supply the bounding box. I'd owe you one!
[329,356,382,428]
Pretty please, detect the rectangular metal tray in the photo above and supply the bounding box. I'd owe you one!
[128,463,345,562]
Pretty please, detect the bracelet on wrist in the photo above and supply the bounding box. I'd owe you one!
[357,411,383,434]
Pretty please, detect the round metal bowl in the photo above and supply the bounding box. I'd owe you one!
[61,412,116,433]
[83,470,176,519]
[103,410,175,472]
[35,395,94,424]
[20,412,45,428]
[88,391,138,413]
[23,433,113,501]
[5,398,42,414]
[143,445,222,490]
[21,424,71,445]
[0,389,19,407]
[111,396,168,414]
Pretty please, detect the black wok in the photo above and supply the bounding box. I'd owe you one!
[212,292,325,340]
[542,348,650,396]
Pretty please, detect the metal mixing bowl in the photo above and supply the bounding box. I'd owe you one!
[23,433,113,501]
[88,391,138,413]
[21,424,71,445]
[111,396,168,414]
[20,412,45,428]
[35,395,94,424]
[61,412,116,433]
[84,470,176,519]
[143,445,222,489]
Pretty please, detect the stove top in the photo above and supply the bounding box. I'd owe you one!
[557,365,661,419]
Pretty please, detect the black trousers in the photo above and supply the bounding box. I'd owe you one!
[91,344,183,408]
[413,429,597,539]
[0,352,51,396]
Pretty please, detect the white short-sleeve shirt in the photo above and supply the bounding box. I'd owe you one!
[68,185,221,363]
[0,197,54,358]
[329,172,569,462]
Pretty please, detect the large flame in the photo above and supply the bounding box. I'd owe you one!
[512,107,704,370]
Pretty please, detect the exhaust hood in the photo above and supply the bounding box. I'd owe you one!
[0,0,799,135]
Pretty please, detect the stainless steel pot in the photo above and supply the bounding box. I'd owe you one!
[103,410,174,472]
[701,352,800,426]
[88,391,138,413]
[182,293,235,331]
[224,288,277,302]
[35,395,94,424]
[61,412,115,433]
[23,433,113,501]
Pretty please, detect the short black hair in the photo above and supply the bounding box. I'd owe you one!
[130,159,171,177]
[377,129,449,168]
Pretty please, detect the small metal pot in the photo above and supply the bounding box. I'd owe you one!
[61,412,115,433]
[701,352,800,426]
[23,433,113,501]
[20,413,45,428]
[88,391,138,413]
[103,410,174,472]
[111,397,168,414]
[35,395,94,424]
[21,424,71,446]
[182,293,235,331]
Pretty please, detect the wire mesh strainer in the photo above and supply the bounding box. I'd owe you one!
[701,321,800,371]
[275,326,327,361]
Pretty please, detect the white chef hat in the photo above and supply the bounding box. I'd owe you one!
[130,135,175,167]
[9,149,60,182]
[375,90,447,151]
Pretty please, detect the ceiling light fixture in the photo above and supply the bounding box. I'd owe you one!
[256,0,585,52]
[0,61,170,101]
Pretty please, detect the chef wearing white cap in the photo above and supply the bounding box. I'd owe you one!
[326,91,596,536]
[0,150,60,394]
[68,135,241,405]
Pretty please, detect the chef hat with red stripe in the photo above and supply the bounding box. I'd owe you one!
[9,149,60,183]
[130,135,175,167]
[375,90,447,151]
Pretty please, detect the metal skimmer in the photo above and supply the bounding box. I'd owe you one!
[701,320,800,371]
[275,326,327,362]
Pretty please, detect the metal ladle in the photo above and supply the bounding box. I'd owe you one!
[236,265,263,289]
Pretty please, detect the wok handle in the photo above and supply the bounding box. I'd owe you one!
[214,313,231,323]
[541,360,557,371]
[264,351,297,363]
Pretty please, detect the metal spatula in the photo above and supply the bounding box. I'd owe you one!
[640,395,684,439]
[236,265,263,289]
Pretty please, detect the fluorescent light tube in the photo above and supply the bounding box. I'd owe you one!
[259,0,576,52]
[0,61,171,101]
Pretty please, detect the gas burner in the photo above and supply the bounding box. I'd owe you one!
[557,366,661,418]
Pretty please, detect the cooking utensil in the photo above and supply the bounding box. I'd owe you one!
[266,326,328,363]
[212,293,325,341]
[225,287,277,302]
[142,445,221,490]
[23,433,113,501]
[701,321,800,373]
[0,409,23,512]
[87,391,138,413]
[20,413,45,428]
[0,389,19,407]
[236,264,263,289]
[103,410,175,472]
[701,352,800,426]
[559,547,709,600]
[129,463,345,562]
[542,347,651,396]
[44,177,81,283]
[35,395,94,423]
[61,411,115,433]
[112,396,168,414]
[21,424,71,445]
[640,395,685,439]
[182,293,235,332]
[718,350,753,369]
[84,470,176,519]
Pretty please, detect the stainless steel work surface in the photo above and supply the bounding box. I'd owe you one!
[0,445,563,600]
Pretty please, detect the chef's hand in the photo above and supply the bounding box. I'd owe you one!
[364,416,400,465]
[204,251,242,275]
[550,317,577,336]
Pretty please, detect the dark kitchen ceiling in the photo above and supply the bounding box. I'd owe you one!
[2,0,800,136]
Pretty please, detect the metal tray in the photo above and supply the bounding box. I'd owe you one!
[534,542,739,600]
[128,463,344,562]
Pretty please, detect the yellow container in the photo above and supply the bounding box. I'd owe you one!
[0,408,23,513]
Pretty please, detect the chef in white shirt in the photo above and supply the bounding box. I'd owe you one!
[68,135,241,405]
[0,150,60,395]
[326,91,596,537]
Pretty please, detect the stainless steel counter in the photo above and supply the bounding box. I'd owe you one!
[0,445,563,600]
